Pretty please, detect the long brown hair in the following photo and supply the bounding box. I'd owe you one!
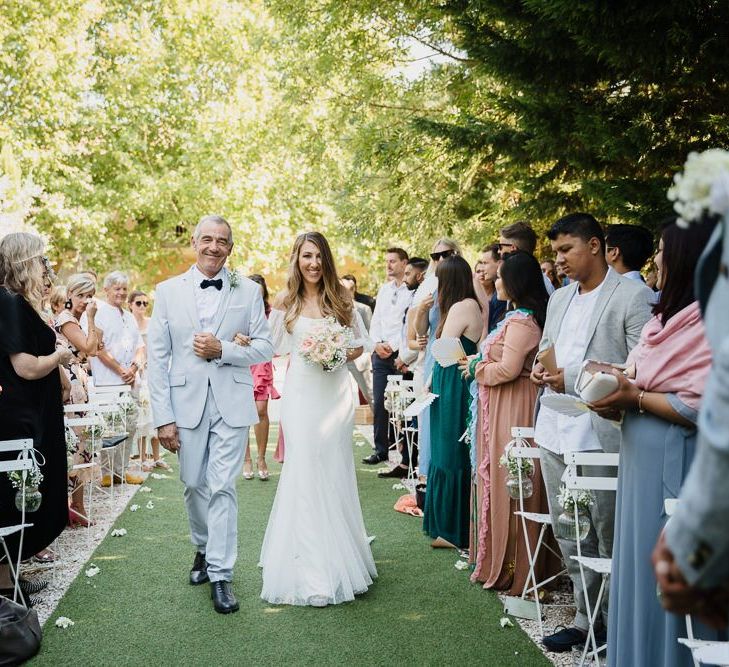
[435,255,480,338]
[283,232,352,332]
[0,232,46,313]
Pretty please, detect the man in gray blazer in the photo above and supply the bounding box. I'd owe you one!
[531,213,654,652]
[653,214,729,629]
[148,215,273,614]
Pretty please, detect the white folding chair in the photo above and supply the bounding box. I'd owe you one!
[563,450,620,666]
[503,427,567,636]
[0,438,36,606]
[668,499,729,667]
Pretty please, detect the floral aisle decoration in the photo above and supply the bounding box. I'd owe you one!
[556,485,594,541]
[668,149,729,227]
[7,466,44,512]
[298,316,353,373]
[499,443,535,500]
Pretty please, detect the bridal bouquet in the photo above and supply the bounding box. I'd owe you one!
[299,316,353,372]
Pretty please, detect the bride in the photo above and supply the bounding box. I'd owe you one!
[258,231,377,606]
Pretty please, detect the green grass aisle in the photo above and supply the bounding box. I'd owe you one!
[32,427,549,666]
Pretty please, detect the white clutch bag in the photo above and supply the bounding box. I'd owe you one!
[575,360,619,403]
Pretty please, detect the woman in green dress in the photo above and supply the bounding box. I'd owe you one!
[424,255,483,548]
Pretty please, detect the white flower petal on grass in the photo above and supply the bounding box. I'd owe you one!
[129,504,139,512]
[85,564,100,578]
[146,501,155,509]
[454,560,469,571]
[391,483,406,491]
[150,473,168,480]
[139,486,152,493]
[110,528,127,537]
[55,616,75,629]
[499,617,514,628]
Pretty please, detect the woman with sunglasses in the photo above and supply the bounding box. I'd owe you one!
[411,238,463,479]
[0,233,73,597]
[129,290,171,472]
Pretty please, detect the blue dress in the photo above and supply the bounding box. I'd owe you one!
[607,397,726,667]
[418,295,439,477]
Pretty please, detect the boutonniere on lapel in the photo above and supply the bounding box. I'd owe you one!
[228,269,241,290]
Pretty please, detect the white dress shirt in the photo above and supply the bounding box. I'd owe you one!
[83,300,142,387]
[192,265,227,332]
[534,272,608,455]
[369,279,412,352]
[543,272,556,296]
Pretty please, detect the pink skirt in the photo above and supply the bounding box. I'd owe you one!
[252,361,281,401]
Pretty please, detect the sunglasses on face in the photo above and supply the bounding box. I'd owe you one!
[430,249,455,261]
[134,300,149,307]
[497,242,515,250]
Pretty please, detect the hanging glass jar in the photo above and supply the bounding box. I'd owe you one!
[15,487,43,513]
[556,511,591,541]
[505,474,534,500]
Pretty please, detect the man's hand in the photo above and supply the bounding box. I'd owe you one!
[530,361,546,386]
[394,357,409,373]
[543,367,566,393]
[374,342,393,359]
[158,422,181,453]
[193,332,223,359]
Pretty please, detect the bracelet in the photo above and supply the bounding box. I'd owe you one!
[638,390,646,414]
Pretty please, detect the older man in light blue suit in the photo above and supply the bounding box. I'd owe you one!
[654,208,729,629]
[148,215,272,614]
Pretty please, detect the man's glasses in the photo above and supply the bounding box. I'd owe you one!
[134,300,149,307]
[497,242,516,251]
[430,249,455,262]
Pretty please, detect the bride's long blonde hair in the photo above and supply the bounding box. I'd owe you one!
[283,232,352,333]
[0,232,46,313]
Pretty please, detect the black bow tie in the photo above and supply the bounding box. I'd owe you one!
[200,278,223,291]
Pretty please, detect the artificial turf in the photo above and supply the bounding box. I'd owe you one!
[31,426,549,666]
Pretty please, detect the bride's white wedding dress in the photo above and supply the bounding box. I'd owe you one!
[259,311,377,606]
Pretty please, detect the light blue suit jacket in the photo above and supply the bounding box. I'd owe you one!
[147,266,273,430]
[666,219,729,587]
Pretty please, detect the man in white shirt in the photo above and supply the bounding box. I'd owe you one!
[363,247,411,465]
[84,271,146,485]
[605,223,654,283]
[531,213,654,653]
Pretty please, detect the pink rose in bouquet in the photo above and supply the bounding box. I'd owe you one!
[298,316,353,372]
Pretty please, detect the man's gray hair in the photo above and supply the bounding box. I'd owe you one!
[103,270,129,289]
[192,215,233,243]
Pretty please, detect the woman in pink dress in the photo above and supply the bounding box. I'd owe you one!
[243,275,280,480]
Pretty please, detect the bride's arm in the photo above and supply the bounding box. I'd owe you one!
[347,308,372,362]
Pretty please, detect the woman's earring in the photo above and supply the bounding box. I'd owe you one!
[65,300,72,309]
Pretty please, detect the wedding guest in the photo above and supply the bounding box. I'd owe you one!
[379,256,429,479]
[412,238,463,478]
[83,271,145,485]
[240,274,280,481]
[499,221,555,295]
[56,272,100,524]
[480,243,506,332]
[341,273,375,316]
[540,260,561,291]
[461,251,553,594]
[423,255,482,548]
[129,289,169,472]
[531,213,653,653]
[604,223,654,281]
[0,233,72,596]
[588,217,722,666]
[341,275,374,405]
[49,285,66,316]
[363,247,411,465]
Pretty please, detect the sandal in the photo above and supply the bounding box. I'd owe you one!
[257,459,269,481]
[153,459,172,472]
[242,461,254,480]
[33,549,56,564]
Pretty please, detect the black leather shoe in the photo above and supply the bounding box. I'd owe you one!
[211,581,239,614]
[377,465,409,478]
[542,626,587,652]
[362,454,387,465]
[189,551,209,586]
